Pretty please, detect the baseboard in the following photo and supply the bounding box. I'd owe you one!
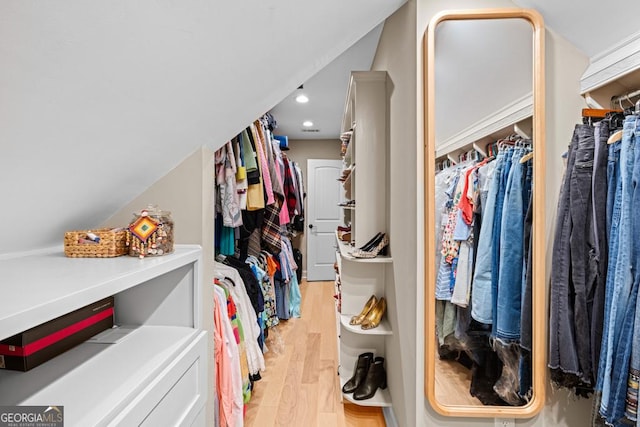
[383,406,398,427]
[302,270,307,279]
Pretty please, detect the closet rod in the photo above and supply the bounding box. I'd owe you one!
[611,88,640,105]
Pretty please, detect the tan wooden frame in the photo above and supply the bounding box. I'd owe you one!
[424,8,546,418]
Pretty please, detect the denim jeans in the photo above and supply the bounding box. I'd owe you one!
[591,120,609,380]
[592,135,623,424]
[606,281,639,425]
[520,180,534,398]
[472,151,506,324]
[599,116,637,419]
[491,148,514,335]
[549,128,581,386]
[496,148,527,341]
[627,124,640,424]
[569,125,596,386]
[624,117,640,424]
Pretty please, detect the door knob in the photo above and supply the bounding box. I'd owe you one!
[308,224,314,229]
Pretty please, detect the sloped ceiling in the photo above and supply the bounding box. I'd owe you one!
[514,0,640,57]
[0,0,406,254]
[269,24,384,140]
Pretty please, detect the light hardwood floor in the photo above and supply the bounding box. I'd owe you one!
[245,280,386,427]
[435,355,483,406]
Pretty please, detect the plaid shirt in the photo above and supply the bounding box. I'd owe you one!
[282,157,298,215]
[261,198,282,254]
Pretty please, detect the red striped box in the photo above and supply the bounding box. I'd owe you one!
[0,296,114,371]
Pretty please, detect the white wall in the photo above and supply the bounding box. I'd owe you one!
[0,0,405,255]
[371,2,418,425]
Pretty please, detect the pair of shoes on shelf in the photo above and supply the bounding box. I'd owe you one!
[350,233,389,259]
[337,226,351,242]
[337,168,353,182]
[342,352,387,400]
[357,232,383,250]
[338,200,356,207]
[349,295,386,330]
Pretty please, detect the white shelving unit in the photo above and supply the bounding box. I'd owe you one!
[335,71,394,409]
[0,245,207,427]
[340,71,389,248]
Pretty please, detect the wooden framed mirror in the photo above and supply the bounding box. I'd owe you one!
[424,8,546,417]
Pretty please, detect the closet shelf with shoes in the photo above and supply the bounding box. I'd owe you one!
[339,375,392,407]
[335,231,392,264]
[333,71,394,410]
[339,352,391,407]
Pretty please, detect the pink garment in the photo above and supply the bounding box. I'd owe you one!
[252,123,275,206]
[214,294,233,427]
[272,143,290,225]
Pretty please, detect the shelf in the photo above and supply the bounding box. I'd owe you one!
[0,245,202,341]
[340,205,356,210]
[340,314,392,336]
[0,325,202,425]
[339,373,392,407]
[335,232,392,264]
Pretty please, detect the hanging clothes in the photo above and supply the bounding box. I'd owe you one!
[547,110,640,427]
[213,115,307,424]
[215,262,266,379]
[213,285,244,427]
[433,138,533,406]
[215,141,242,228]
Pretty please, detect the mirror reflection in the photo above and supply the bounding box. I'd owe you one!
[429,15,538,410]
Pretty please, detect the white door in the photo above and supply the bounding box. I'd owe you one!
[307,159,343,281]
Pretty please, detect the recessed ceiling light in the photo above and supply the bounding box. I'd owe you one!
[295,94,309,103]
[302,120,313,127]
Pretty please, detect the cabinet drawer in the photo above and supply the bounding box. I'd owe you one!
[111,331,208,427]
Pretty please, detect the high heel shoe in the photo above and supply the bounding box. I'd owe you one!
[361,297,386,330]
[342,352,373,393]
[349,295,377,325]
[357,232,383,251]
[353,356,387,400]
[351,234,389,259]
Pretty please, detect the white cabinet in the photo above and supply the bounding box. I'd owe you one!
[340,71,389,248]
[0,245,207,427]
[335,71,394,408]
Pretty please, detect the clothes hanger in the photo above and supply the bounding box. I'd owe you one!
[608,129,623,144]
[519,151,534,164]
[607,99,626,144]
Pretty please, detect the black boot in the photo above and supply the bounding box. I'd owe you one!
[353,356,387,400]
[342,352,373,393]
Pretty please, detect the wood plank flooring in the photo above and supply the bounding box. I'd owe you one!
[245,280,386,427]
[435,355,483,406]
